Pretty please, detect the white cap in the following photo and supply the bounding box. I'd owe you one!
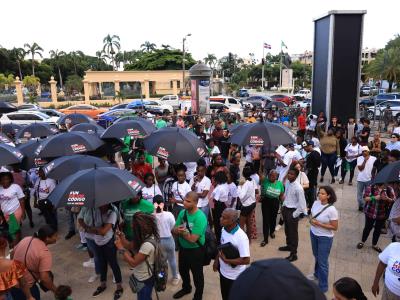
[361,146,370,152]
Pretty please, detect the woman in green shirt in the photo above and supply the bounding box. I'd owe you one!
[260,169,284,247]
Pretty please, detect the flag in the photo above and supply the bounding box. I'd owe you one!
[281,41,288,49]
[263,43,271,49]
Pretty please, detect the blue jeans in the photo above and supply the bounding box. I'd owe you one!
[199,205,210,219]
[160,236,178,278]
[86,238,101,275]
[10,284,40,300]
[310,231,333,293]
[137,277,154,300]
[357,181,370,208]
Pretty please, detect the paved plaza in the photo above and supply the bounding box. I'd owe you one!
[23,174,389,300]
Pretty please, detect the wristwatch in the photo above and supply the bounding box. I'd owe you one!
[118,249,126,255]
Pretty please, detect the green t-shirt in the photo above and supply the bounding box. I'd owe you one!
[155,119,167,129]
[175,209,207,249]
[261,179,284,199]
[121,135,132,153]
[135,152,153,164]
[121,199,154,240]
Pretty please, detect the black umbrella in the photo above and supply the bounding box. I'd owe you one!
[57,113,93,127]
[266,101,287,109]
[69,123,105,135]
[17,139,50,170]
[48,167,144,208]
[372,161,400,184]
[0,133,14,145]
[114,116,142,123]
[228,121,296,147]
[229,122,247,134]
[0,143,23,165]
[34,131,105,158]
[16,123,58,139]
[0,102,17,113]
[0,123,23,136]
[43,155,111,180]
[101,119,156,139]
[143,127,207,164]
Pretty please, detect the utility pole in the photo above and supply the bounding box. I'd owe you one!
[262,47,265,90]
[182,33,191,94]
[279,44,283,90]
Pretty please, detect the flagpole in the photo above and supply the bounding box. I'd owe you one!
[279,42,282,90]
[262,45,265,90]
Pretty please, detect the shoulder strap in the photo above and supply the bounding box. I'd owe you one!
[183,210,203,248]
[312,204,333,219]
[24,237,40,283]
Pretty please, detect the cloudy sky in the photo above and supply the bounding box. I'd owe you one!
[2,0,398,61]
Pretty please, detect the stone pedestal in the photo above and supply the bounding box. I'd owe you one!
[172,79,178,95]
[14,77,24,105]
[143,80,150,99]
[83,79,90,104]
[49,76,57,104]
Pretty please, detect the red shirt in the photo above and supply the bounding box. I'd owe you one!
[298,115,306,130]
[132,162,153,182]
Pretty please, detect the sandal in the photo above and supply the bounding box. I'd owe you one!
[114,288,124,300]
[92,286,107,297]
[356,242,364,249]
[372,246,382,253]
[260,240,268,247]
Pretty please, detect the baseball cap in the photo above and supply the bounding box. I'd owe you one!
[361,146,370,152]
[302,140,314,148]
[229,259,326,300]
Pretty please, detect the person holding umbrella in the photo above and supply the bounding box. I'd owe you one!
[131,151,153,183]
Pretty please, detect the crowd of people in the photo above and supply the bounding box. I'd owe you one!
[0,106,399,300]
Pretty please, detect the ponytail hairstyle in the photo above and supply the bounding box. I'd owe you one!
[34,225,56,241]
[333,277,367,300]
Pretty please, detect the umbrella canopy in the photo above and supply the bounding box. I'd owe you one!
[229,122,247,134]
[17,139,50,170]
[114,116,142,123]
[266,101,287,109]
[69,123,105,135]
[43,155,111,180]
[48,167,144,208]
[372,161,400,184]
[101,119,156,139]
[0,143,24,165]
[16,123,58,139]
[228,121,296,147]
[57,113,93,127]
[0,123,23,136]
[0,133,14,145]
[0,102,17,114]
[34,131,105,158]
[143,127,207,164]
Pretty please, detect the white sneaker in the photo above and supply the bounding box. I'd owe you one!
[275,225,282,231]
[88,274,99,283]
[112,275,116,284]
[83,258,95,268]
[171,274,181,286]
[306,274,317,281]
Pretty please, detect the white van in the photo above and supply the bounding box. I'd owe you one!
[208,96,242,109]
[158,95,181,109]
[294,89,311,99]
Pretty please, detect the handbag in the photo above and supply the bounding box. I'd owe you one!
[128,273,146,294]
[308,204,333,224]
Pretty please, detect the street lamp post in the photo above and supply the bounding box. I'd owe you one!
[182,33,191,94]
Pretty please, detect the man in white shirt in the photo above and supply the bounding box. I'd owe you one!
[279,168,307,262]
[356,146,376,211]
[276,144,300,182]
[213,208,250,300]
[34,168,57,230]
[190,165,211,217]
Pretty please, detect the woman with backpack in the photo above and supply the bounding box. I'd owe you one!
[115,212,159,300]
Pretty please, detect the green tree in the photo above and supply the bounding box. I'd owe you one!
[103,34,121,69]
[49,49,66,89]
[140,41,156,52]
[0,74,14,89]
[204,53,217,68]
[22,75,40,90]
[24,42,43,76]
[10,48,26,80]
[68,51,84,75]
[65,75,83,94]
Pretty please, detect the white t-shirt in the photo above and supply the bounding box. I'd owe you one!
[278,150,298,182]
[378,242,400,296]
[393,127,400,135]
[357,155,377,182]
[227,183,238,208]
[238,180,256,207]
[312,137,320,149]
[310,200,339,237]
[184,162,197,181]
[219,226,250,280]
[154,211,175,238]
[171,181,191,207]
[211,183,229,203]
[94,210,117,246]
[209,146,221,155]
[345,143,362,162]
[141,184,162,203]
[0,184,24,215]
[34,178,56,200]
[189,176,211,208]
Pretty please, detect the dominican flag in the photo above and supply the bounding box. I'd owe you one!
[263,43,271,49]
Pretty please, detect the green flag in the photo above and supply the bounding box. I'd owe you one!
[281,41,288,49]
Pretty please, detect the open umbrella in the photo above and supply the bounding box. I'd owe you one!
[57,113,93,127]
[229,122,247,134]
[69,123,105,135]
[266,101,287,109]
[0,123,23,136]
[0,102,17,114]
[43,155,111,180]
[48,167,144,208]
[114,116,142,123]
[372,161,400,184]
[0,143,23,165]
[143,127,207,164]
[16,123,58,139]
[101,119,156,139]
[0,133,14,145]
[34,131,105,158]
[228,121,296,147]
[17,139,49,170]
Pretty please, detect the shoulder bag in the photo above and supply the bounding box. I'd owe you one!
[308,204,333,225]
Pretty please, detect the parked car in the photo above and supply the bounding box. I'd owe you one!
[294,89,311,99]
[0,111,58,125]
[59,104,108,118]
[360,86,378,96]
[367,100,400,123]
[143,101,173,114]
[209,102,244,118]
[158,94,181,109]
[110,103,128,110]
[294,98,312,108]
[245,95,271,108]
[20,108,64,119]
[238,88,249,97]
[209,96,243,110]
[96,109,138,128]
[17,104,41,110]
[270,94,295,105]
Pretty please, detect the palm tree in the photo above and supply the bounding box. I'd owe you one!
[24,42,43,76]
[11,47,26,80]
[161,44,172,50]
[49,49,66,89]
[103,34,121,70]
[140,41,156,52]
[69,51,84,75]
[367,48,400,92]
[96,50,109,69]
[204,53,217,68]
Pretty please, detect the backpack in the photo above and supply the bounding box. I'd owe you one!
[183,210,218,266]
[109,204,122,231]
[145,238,168,292]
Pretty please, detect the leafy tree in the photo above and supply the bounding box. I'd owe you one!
[140,41,156,52]
[10,48,26,80]
[103,34,121,69]
[23,75,40,89]
[49,49,66,89]
[24,42,43,76]
[65,75,83,94]
[68,51,85,75]
[35,63,53,85]
[204,53,217,68]
[0,74,14,89]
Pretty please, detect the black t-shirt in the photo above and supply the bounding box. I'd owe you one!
[360,127,370,144]
[306,150,321,185]
[219,137,231,159]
